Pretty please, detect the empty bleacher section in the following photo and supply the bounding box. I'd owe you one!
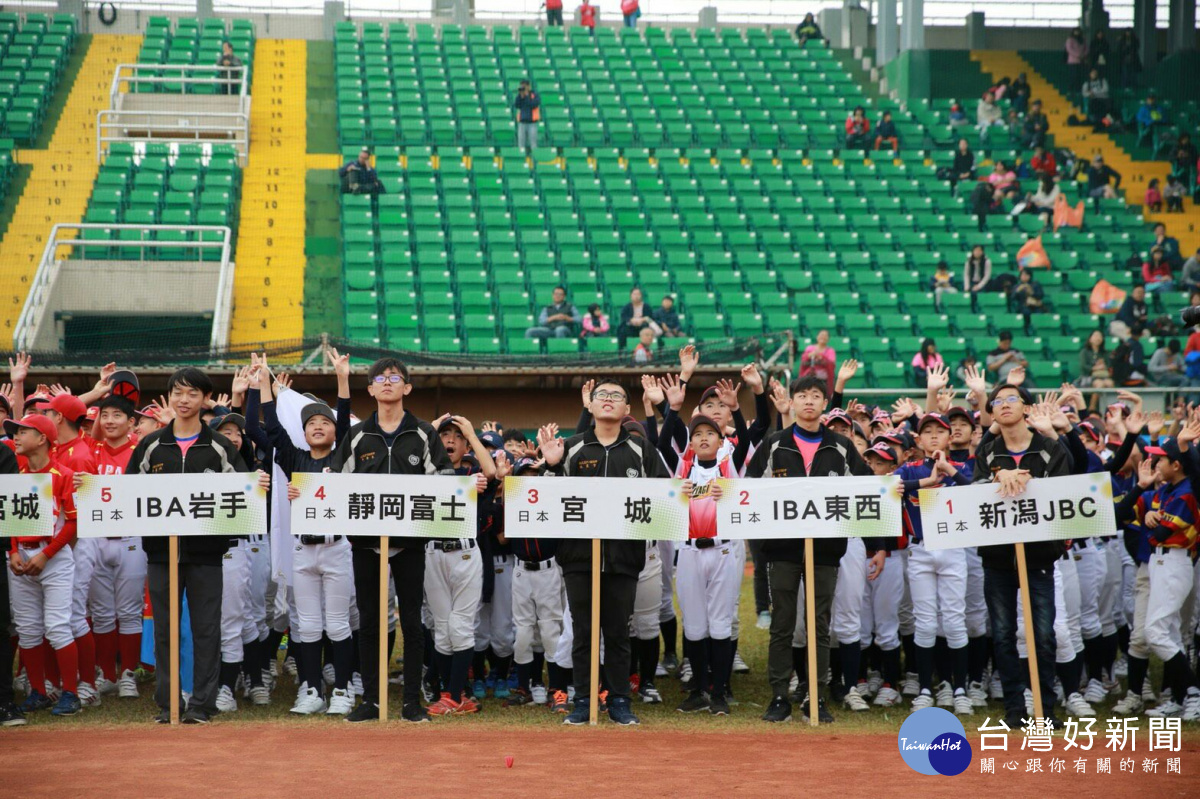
[135,15,255,85]
[0,12,76,143]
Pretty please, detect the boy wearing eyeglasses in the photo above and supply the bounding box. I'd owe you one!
[972,382,1070,730]
[334,358,455,723]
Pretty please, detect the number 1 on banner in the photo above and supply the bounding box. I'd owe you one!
[946,499,952,514]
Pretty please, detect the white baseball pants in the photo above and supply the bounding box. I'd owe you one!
[10,544,75,649]
[631,542,664,641]
[424,542,483,655]
[89,537,147,636]
[70,537,98,638]
[676,540,741,641]
[832,537,867,646]
[860,551,903,651]
[512,557,565,665]
[291,537,353,644]
[1144,547,1193,662]
[474,554,515,658]
[964,547,989,638]
[906,542,968,649]
[1074,539,1107,641]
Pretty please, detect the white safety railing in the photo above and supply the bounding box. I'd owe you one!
[14,224,235,355]
[97,109,251,162]
[109,63,250,111]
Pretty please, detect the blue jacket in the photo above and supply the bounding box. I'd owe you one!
[896,457,972,543]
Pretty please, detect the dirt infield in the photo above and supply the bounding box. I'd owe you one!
[5,725,1199,798]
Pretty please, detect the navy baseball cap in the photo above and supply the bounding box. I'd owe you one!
[513,457,539,475]
[301,402,335,428]
[1146,437,1184,462]
[865,442,897,462]
[1078,421,1101,442]
[947,406,977,427]
[479,431,503,450]
[917,412,951,432]
[688,414,724,438]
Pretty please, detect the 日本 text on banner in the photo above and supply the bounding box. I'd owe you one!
[504,476,689,541]
[0,474,53,538]
[76,473,267,538]
[918,472,1115,551]
[290,473,477,538]
[711,476,902,539]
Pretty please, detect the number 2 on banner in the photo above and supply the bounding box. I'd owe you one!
[739,490,749,506]
[527,488,539,504]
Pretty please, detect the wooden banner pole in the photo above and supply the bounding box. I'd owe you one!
[589,538,601,726]
[378,535,389,721]
[168,535,180,726]
[1015,542,1044,721]
[804,538,818,727]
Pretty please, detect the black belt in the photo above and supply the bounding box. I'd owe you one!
[431,539,476,552]
[520,557,556,571]
[690,538,728,549]
[300,535,342,545]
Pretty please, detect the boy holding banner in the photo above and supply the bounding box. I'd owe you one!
[746,375,872,725]
[131,367,252,725]
[972,382,1069,730]
[335,358,455,724]
[537,378,668,726]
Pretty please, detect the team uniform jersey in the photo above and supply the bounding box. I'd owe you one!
[95,439,136,475]
[1135,478,1199,550]
[678,455,735,538]
[895,458,972,543]
[54,436,98,476]
[11,460,77,558]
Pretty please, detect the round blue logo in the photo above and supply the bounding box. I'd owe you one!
[897,708,973,776]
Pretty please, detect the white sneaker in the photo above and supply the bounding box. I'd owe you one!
[117,669,139,698]
[290,685,327,715]
[350,672,364,698]
[284,656,298,678]
[655,662,668,678]
[679,658,693,684]
[96,675,118,696]
[566,685,575,702]
[530,684,548,705]
[1113,690,1143,716]
[216,685,238,713]
[953,690,973,716]
[1083,678,1107,705]
[843,686,870,712]
[935,681,954,708]
[1065,692,1096,717]
[865,669,883,698]
[1146,699,1185,718]
[901,673,920,696]
[756,611,771,630]
[1103,677,1122,697]
[1024,687,1036,715]
[77,681,101,708]
[732,652,750,674]
[873,686,901,707]
[1053,678,1065,706]
[249,685,270,706]
[44,681,61,701]
[788,672,800,693]
[270,657,279,678]
[1182,691,1200,722]
[323,663,336,687]
[262,667,276,693]
[912,691,934,710]
[641,685,663,704]
[235,672,246,697]
[325,688,353,715]
[989,672,1004,700]
[1112,654,1128,677]
[1142,684,1159,703]
[14,669,29,695]
[968,681,988,707]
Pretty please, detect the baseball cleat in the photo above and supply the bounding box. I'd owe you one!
[1182,691,1200,722]
[1112,654,1128,678]
[873,686,901,707]
[935,681,954,708]
[989,673,1004,700]
[290,685,327,715]
[530,684,548,705]
[901,673,920,696]
[843,686,870,712]
[655,662,669,678]
[661,653,679,672]
[19,691,53,713]
[76,682,101,708]
[550,690,570,714]
[43,681,61,702]
[95,675,118,696]
[912,691,934,711]
[732,652,750,674]
[494,682,511,700]
[678,659,693,684]
[953,691,974,716]
[1146,699,1185,719]
[350,672,364,698]
[326,688,354,715]
[1065,692,1096,717]
[1142,684,1159,704]
[216,685,239,713]
[249,685,271,706]
[641,683,663,704]
[865,670,883,697]
[1083,678,1107,705]
[13,669,29,695]
[968,681,989,707]
[283,657,298,678]
[117,669,139,699]
[471,679,486,700]
[504,688,533,707]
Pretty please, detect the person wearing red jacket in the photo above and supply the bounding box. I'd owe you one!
[546,0,564,26]
[7,414,81,717]
[621,0,640,28]
[845,106,871,152]
[579,0,596,31]
[1030,145,1057,178]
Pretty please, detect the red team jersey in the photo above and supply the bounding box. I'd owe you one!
[54,435,98,477]
[95,439,135,475]
[12,460,77,558]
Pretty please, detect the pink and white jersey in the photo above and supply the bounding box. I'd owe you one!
[678,455,736,539]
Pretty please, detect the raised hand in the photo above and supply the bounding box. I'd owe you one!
[329,347,351,380]
[714,378,741,410]
[660,373,686,411]
[1124,408,1144,436]
[47,383,72,397]
[537,424,564,467]
[580,379,595,409]
[936,388,957,414]
[480,420,499,434]
[8,352,30,384]
[1136,457,1155,489]
[768,378,791,414]
[641,374,664,406]
[494,452,513,480]
[1115,390,1143,410]
[274,373,292,397]
[962,363,987,395]
[231,365,252,397]
[1147,410,1165,437]
[1026,403,1056,437]
[1005,365,1026,387]
[740,363,764,394]
[926,363,950,391]
[678,344,700,383]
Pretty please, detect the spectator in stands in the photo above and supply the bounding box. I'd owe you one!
[581,303,609,338]
[1021,100,1050,149]
[987,160,1020,201]
[1142,247,1175,292]
[969,180,998,231]
[950,138,976,193]
[546,0,564,25]
[911,339,943,385]
[1021,175,1060,220]
[1182,250,1200,292]
[515,80,541,150]
[795,13,824,46]
[1078,330,1115,390]
[1145,179,1163,212]
[931,260,957,309]
[1186,293,1200,353]
[1171,133,1198,190]
[618,287,660,347]
[1029,145,1057,179]
[874,111,899,151]
[1065,28,1089,91]
[976,90,1004,142]
[1085,155,1121,202]
[1005,108,1024,143]
[1149,339,1187,387]
[986,331,1028,383]
[1136,93,1166,147]
[1112,324,1148,386]
[652,295,684,338]
[632,327,656,363]
[964,243,994,297]
[579,0,597,33]
[1111,283,1148,338]
[948,102,968,129]
[525,286,580,339]
[339,148,383,195]
[1151,222,1183,267]
[216,41,242,96]
[621,0,641,28]
[1089,30,1111,76]
[1010,73,1030,113]
[1165,175,1187,212]
[1117,30,1142,91]
[1009,267,1045,315]
[845,106,871,152]
[1082,68,1111,122]
[799,329,837,396]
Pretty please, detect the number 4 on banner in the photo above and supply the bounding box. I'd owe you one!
[315,486,326,500]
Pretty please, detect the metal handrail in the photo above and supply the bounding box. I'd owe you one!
[96,109,251,162]
[109,63,250,109]
[14,224,234,354]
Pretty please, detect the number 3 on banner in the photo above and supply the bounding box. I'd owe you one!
[528,488,539,504]
[101,487,111,503]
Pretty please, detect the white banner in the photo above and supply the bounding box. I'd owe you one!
[504,476,689,541]
[918,472,1116,551]
[290,473,478,538]
[0,474,53,538]
[76,473,267,538]
[712,476,903,539]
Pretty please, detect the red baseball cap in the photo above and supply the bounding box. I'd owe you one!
[4,414,58,445]
[135,405,160,420]
[25,393,52,411]
[49,394,88,424]
[85,406,99,421]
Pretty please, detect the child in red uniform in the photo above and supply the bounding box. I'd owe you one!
[6,414,81,716]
